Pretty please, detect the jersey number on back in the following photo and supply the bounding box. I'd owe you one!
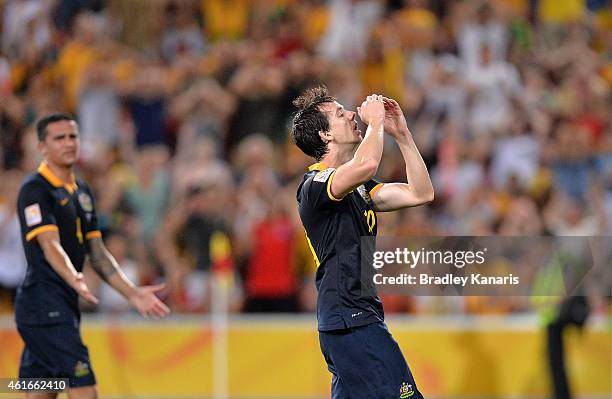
[76,218,83,244]
[363,210,375,233]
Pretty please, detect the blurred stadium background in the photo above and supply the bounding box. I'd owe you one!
[0,0,610,398]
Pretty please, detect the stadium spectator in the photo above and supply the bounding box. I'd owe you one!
[156,163,233,312]
[124,145,171,246]
[93,229,142,313]
[55,11,107,112]
[1,0,53,60]
[0,169,27,313]
[457,1,508,69]
[78,61,122,161]
[160,1,207,63]
[318,0,384,62]
[465,44,522,135]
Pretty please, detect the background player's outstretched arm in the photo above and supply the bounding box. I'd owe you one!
[88,237,171,318]
[36,230,99,304]
[371,97,434,211]
[330,95,386,199]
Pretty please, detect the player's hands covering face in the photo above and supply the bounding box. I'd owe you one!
[382,97,409,139]
[357,94,385,125]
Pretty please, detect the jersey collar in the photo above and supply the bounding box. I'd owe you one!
[37,162,78,194]
[308,162,328,171]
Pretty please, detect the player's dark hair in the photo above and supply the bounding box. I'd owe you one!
[36,113,76,141]
[291,86,336,161]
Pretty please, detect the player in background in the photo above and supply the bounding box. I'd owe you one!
[15,113,170,399]
[292,87,433,398]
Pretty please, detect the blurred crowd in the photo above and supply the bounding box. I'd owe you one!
[0,0,610,316]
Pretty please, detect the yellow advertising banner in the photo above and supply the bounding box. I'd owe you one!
[0,317,610,398]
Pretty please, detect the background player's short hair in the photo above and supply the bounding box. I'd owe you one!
[36,112,77,142]
[291,85,336,161]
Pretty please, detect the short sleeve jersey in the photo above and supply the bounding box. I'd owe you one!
[15,162,100,325]
[297,162,385,331]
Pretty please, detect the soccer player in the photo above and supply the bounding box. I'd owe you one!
[292,87,433,398]
[15,113,171,399]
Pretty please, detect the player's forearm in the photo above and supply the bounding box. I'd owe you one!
[89,238,138,299]
[105,271,138,299]
[396,134,434,202]
[40,240,81,288]
[352,118,385,176]
[92,255,138,300]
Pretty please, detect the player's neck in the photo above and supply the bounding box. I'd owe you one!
[44,160,74,184]
[321,145,353,169]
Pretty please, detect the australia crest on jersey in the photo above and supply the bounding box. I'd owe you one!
[74,361,91,377]
[78,192,93,212]
[399,382,414,398]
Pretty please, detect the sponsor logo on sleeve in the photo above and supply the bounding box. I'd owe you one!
[314,168,334,183]
[24,204,42,226]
